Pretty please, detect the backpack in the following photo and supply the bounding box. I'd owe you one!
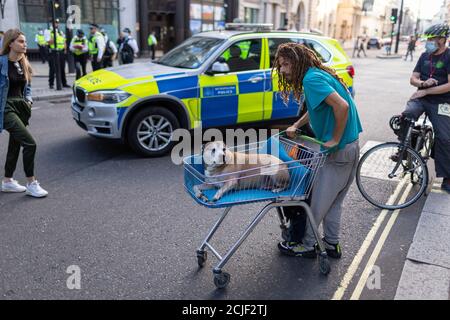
[103,39,113,59]
[120,38,134,63]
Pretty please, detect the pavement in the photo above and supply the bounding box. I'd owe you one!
[29,54,159,102]
[395,181,450,300]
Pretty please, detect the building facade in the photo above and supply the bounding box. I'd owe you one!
[335,0,362,42]
[238,0,289,30]
[136,0,238,54]
[0,0,123,50]
[290,0,315,31]
[0,0,239,56]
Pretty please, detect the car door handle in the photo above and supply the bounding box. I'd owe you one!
[249,76,263,83]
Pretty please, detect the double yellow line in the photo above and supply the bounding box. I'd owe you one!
[332,176,412,300]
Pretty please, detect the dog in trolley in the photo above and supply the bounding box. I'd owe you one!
[193,141,290,202]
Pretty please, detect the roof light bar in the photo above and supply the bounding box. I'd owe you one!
[225,23,273,32]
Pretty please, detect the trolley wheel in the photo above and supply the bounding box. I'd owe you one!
[197,250,207,268]
[319,254,331,275]
[213,272,231,289]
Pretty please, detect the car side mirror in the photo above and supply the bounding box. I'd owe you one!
[206,60,230,75]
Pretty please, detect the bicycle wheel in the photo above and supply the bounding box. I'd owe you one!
[356,142,428,210]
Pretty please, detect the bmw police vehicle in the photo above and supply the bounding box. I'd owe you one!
[71,23,355,157]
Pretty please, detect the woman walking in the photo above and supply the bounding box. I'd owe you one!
[0,29,48,198]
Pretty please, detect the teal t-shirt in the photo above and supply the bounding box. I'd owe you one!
[303,67,363,150]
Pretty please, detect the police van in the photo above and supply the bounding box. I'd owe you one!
[71,23,355,157]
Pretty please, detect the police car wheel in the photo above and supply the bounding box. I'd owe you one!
[128,107,180,157]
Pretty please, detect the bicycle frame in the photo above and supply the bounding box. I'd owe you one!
[388,115,432,179]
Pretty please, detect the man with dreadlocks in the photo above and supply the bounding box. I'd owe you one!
[274,42,362,258]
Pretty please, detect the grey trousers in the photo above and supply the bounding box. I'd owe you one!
[402,98,450,178]
[302,140,360,248]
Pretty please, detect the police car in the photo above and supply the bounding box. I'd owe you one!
[71,23,355,157]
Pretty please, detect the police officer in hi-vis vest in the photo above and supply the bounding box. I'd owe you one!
[147,31,157,60]
[88,23,105,72]
[44,19,70,89]
[35,28,48,64]
[70,29,89,80]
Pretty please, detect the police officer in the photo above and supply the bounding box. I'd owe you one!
[70,29,89,80]
[147,31,157,60]
[100,28,117,68]
[119,28,139,65]
[402,23,450,193]
[88,23,105,71]
[35,28,48,64]
[45,19,70,89]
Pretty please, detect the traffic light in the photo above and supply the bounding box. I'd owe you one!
[390,8,398,24]
[53,0,61,9]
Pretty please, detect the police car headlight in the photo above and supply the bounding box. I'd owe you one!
[87,91,131,104]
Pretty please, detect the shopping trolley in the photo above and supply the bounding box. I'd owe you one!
[183,131,330,289]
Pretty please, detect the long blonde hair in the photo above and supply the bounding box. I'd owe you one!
[272,42,347,105]
[1,29,33,82]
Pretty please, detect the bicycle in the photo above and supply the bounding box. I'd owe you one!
[356,115,434,210]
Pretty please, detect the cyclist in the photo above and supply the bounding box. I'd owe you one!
[273,43,362,258]
[400,23,450,193]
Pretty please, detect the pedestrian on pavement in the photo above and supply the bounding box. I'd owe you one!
[352,36,360,58]
[385,40,392,56]
[117,32,125,65]
[357,35,367,58]
[70,29,89,80]
[400,24,450,193]
[0,29,49,198]
[88,23,105,72]
[35,28,48,64]
[273,42,362,258]
[147,30,157,60]
[404,36,416,61]
[119,28,139,65]
[45,19,70,89]
[100,28,117,68]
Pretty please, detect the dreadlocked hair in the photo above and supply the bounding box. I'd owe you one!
[272,42,348,105]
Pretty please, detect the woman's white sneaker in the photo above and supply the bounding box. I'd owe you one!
[26,181,48,198]
[1,179,27,193]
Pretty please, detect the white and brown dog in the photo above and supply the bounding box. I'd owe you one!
[193,141,290,202]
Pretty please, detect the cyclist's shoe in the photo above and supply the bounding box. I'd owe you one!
[315,238,342,259]
[278,241,317,258]
[390,152,400,162]
[442,178,450,193]
[390,149,409,163]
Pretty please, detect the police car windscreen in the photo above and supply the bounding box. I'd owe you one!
[157,37,225,69]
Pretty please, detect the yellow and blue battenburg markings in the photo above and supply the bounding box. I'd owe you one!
[76,33,354,134]
[114,70,304,130]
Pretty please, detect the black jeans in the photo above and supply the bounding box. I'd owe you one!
[48,50,68,87]
[149,44,155,60]
[102,57,113,68]
[3,98,36,178]
[38,45,48,63]
[74,53,88,80]
[403,98,450,178]
[282,205,308,243]
[91,54,103,71]
[405,50,414,61]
